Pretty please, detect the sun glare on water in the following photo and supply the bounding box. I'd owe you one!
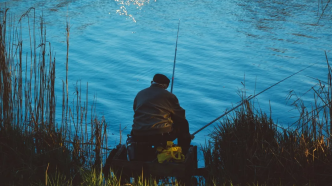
[115,0,157,23]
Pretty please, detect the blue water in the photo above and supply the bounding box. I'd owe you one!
[2,0,332,167]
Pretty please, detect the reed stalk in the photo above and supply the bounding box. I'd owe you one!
[203,57,332,185]
[0,8,110,185]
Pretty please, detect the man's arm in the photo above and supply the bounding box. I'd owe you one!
[170,95,189,133]
[169,95,186,117]
[169,94,192,150]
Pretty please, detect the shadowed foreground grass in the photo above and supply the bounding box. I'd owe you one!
[1,7,332,186]
[203,59,332,185]
[0,8,109,186]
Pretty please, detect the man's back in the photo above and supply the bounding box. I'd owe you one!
[132,84,185,136]
[129,74,191,157]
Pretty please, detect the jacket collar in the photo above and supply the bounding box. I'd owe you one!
[151,84,166,89]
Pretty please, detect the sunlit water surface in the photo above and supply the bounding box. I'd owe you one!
[2,0,332,167]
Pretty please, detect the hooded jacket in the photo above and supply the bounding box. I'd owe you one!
[132,84,188,136]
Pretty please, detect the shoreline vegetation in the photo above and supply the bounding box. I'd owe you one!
[0,8,109,185]
[1,8,332,186]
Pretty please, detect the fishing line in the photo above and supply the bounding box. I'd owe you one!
[191,62,319,136]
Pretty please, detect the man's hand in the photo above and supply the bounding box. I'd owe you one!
[190,134,195,140]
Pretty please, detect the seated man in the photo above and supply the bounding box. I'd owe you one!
[128,73,191,161]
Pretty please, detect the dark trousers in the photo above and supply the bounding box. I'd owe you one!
[131,120,191,156]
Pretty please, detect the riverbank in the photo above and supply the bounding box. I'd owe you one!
[0,8,109,185]
[203,86,332,185]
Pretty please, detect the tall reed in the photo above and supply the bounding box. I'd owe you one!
[203,59,332,185]
[0,8,109,185]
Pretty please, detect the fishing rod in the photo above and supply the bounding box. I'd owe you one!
[170,20,180,93]
[191,62,318,137]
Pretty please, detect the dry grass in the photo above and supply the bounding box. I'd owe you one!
[0,8,109,185]
[203,58,332,185]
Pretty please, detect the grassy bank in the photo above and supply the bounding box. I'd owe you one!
[1,7,332,186]
[0,8,109,185]
[203,58,332,185]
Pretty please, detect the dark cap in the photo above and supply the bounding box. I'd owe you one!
[153,74,170,85]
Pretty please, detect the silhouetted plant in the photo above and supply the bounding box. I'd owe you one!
[0,8,109,185]
[203,58,332,185]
